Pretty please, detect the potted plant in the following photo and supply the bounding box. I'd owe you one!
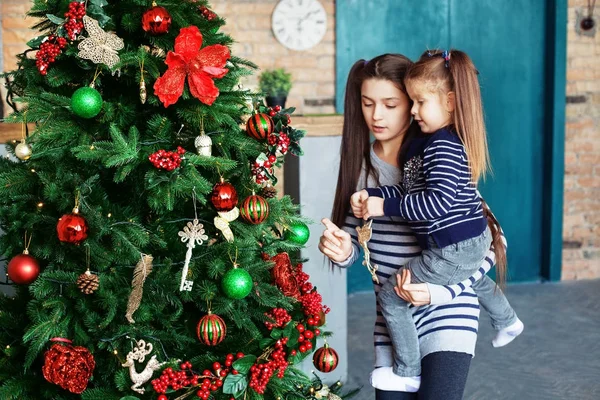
[258,68,292,108]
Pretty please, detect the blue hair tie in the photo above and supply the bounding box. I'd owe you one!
[427,50,450,68]
[441,50,450,68]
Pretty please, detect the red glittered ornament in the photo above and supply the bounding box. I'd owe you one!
[211,179,238,212]
[313,343,338,373]
[57,208,88,245]
[240,193,269,224]
[42,338,95,394]
[246,113,274,141]
[7,252,40,285]
[142,3,172,35]
[197,312,227,346]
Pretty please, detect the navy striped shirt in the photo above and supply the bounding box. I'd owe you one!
[366,128,486,249]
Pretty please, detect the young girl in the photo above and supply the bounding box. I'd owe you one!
[318,53,518,399]
[351,49,524,390]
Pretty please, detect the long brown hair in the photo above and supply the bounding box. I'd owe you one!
[405,49,490,183]
[331,54,418,228]
[482,199,507,288]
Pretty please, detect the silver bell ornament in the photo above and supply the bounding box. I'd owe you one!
[194,130,212,156]
[15,140,32,160]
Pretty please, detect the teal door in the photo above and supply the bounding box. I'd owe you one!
[338,0,566,292]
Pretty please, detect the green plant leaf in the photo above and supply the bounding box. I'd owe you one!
[46,14,65,24]
[232,355,257,374]
[259,338,275,350]
[222,374,248,397]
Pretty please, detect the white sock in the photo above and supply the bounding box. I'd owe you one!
[370,367,420,392]
[492,318,524,348]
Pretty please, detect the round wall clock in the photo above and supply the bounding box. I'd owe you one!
[271,0,328,51]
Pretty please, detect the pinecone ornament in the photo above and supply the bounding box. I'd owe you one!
[261,185,277,199]
[77,270,99,294]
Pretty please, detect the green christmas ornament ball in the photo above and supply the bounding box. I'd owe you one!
[71,86,103,118]
[222,268,253,299]
[284,221,310,245]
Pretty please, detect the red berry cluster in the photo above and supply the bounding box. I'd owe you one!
[249,339,289,394]
[36,35,68,75]
[295,263,310,287]
[301,290,327,318]
[264,308,292,330]
[293,322,323,354]
[195,354,243,400]
[152,361,199,394]
[64,2,86,40]
[152,353,244,399]
[149,146,186,171]
[199,6,218,20]
[267,105,282,117]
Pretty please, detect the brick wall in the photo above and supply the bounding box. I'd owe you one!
[2,0,600,280]
[211,0,336,115]
[562,0,600,279]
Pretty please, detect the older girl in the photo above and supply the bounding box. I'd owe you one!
[319,54,520,400]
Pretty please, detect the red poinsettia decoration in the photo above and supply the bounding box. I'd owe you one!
[153,26,230,107]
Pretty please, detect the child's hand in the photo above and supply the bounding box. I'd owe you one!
[362,197,384,220]
[350,189,369,218]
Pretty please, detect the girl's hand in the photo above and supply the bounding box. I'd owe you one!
[394,269,431,306]
[350,190,369,219]
[361,197,384,220]
[318,218,353,263]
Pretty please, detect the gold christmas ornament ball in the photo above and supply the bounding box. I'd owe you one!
[15,141,32,160]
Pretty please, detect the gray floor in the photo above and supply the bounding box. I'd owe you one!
[347,279,600,400]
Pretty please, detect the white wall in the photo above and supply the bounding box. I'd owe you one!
[293,135,348,382]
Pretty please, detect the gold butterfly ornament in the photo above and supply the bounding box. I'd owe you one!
[78,16,124,68]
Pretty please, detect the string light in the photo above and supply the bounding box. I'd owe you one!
[107,213,112,218]
[37,202,44,208]
[30,169,35,173]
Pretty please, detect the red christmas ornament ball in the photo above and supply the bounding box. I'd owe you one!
[240,194,269,224]
[197,312,227,346]
[57,212,88,244]
[246,113,274,141]
[313,343,339,373]
[7,253,40,284]
[211,181,238,211]
[142,5,172,35]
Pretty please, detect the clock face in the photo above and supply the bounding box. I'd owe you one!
[272,0,328,51]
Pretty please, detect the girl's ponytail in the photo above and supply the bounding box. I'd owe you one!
[331,59,370,229]
[447,50,490,183]
[482,199,507,289]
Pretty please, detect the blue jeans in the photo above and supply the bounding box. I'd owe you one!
[379,227,492,376]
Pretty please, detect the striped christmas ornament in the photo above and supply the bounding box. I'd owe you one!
[245,113,274,141]
[312,343,338,373]
[240,194,269,224]
[197,312,227,346]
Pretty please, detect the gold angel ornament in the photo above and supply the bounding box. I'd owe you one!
[78,16,124,68]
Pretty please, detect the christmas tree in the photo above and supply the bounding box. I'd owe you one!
[0,1,351,399]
